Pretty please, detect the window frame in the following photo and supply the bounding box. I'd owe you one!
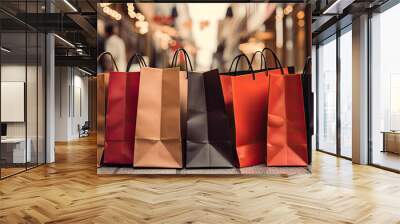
[0,0,47,180]
[315,22,353,160]
[367,0,400,173]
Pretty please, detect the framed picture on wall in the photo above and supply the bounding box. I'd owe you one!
[1,81,25,122]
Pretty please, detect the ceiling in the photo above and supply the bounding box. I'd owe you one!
[0,0,97,73]
[311,0,390,43]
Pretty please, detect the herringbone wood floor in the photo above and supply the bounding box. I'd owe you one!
[1,135,400,224]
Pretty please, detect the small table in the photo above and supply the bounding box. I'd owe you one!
[382,131,400,154]
[1,138,32,164]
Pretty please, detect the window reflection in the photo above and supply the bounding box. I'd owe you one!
[0,0,46,179]
[340,29,352,158]
[371,3,400,171]
[317,36,337,154]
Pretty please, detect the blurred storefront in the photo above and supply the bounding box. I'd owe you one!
[97,3,309,73]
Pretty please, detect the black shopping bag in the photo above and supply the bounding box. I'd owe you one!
[174,49,234,168]
[302,57,313,165]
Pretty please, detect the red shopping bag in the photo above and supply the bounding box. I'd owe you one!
[221,50,287,122]
[250,48,291,75]
[218,54,270,167]
[96,52,118,167]
[103,54,145,165]
[219,51,291,167]
[266,62,308,166]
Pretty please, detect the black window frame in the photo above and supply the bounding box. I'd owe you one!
[315,16,353,160]
[0,0,47,180]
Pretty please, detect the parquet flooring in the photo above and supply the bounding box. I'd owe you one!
[1,167,26,178]
[1,135,400,223]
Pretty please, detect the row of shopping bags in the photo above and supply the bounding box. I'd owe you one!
[97,48,313,168]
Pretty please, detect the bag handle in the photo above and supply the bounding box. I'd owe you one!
[126,53,147,72]
[250,50,269,75]
[97,52,119,72]
[302,56,312,76]
[228,54,256,80]
[261,47,284,74]
[171,48,193,77]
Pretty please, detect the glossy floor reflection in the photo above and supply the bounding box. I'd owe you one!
[372,150,400,171]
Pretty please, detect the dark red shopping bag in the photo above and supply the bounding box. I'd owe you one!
[266,61,308,167]
[103,54,145,165]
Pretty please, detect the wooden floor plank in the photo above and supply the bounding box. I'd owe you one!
[1,135,400,223]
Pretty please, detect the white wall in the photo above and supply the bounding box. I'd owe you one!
[1,64,36,138]
[55,66,70,141]
[54,67,89,141]
[1,63,46,164]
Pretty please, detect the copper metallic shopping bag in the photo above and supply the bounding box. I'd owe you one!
[134,64,182,168]
[266,60,309,167]
[103,54,144,165]
[172,48,234,168]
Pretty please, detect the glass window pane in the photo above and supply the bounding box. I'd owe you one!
[371,3,400,171]
[1,0,46,179]
[38,33,45,165]
[317,36,337,154]
[1,31,28,177]
[27,31,38,169]
[340,29,352,158]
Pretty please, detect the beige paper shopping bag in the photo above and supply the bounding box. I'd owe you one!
[134,67,182,168]
[96,73,109,147]
[179,71,188,145]
[96,73,109,167]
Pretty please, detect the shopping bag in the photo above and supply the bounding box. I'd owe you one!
[97,73,109,147]
[134,64,182,168]
[219,50,290,167]
[250,48,290,74]
[266,60,309,166]
[172,48,234,168]
[103,54,144,165]
[96,52,118,167]
[96,73,109,167]
[219,54,269,167]
[171,48,190,166]
[302,57,313,164]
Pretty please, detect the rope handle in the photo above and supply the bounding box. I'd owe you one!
[250,51,269,75]
[228,53,256,80]
[261,47,284,74]
[171,48,193,78]
[126,53,147,72]
[97,52,119,72]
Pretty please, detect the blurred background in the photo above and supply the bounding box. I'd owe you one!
[97,3,310,73]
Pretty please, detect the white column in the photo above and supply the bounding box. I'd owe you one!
[46,32,55,163]
[352,14,369,164]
